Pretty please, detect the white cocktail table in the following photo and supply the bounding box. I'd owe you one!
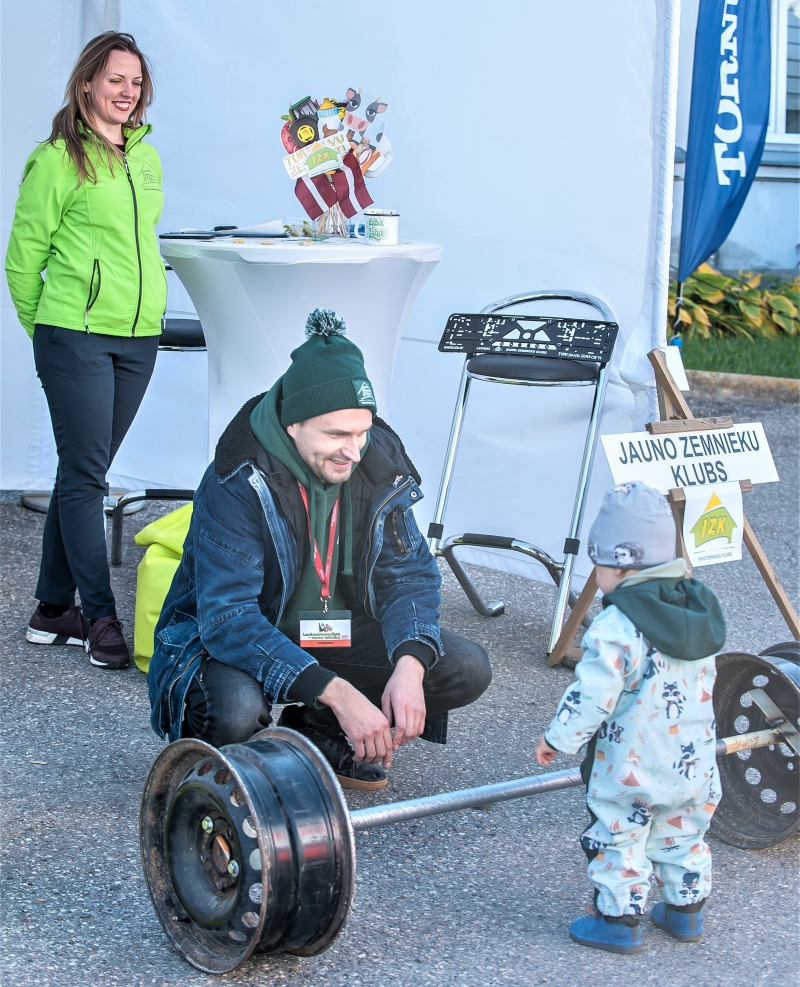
[160,238,442,455]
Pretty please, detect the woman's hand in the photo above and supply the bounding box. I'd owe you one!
[535,733,559,766]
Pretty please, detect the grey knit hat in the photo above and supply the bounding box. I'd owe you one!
[587,482,676,569]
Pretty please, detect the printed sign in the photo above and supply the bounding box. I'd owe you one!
[683,482,743,567]
[601,422,778,494]
[283,132,350,180]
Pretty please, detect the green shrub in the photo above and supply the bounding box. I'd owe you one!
[669,264,800,340]
[680,335,800,379]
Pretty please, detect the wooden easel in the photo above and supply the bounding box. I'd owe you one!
[548,348,800,666]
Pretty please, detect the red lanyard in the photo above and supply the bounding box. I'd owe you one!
[297,483,339,601]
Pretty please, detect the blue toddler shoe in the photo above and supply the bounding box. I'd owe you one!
[650,901,703,942]
[569,913,643,954]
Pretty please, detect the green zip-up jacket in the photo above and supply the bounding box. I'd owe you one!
[5,124,166,338]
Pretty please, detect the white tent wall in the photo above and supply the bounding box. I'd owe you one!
[2,0,678,586]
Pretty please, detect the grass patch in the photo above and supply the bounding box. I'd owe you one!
[679,335,800,379]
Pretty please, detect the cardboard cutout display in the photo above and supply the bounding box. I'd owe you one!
[280,89,393,230]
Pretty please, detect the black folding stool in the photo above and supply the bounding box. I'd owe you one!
[426,290,619,658]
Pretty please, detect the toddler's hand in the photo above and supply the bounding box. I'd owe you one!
[535,733,559,766]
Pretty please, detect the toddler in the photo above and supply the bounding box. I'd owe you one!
[536,482,726,954]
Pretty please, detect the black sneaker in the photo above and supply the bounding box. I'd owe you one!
[278,704,388,791]
[84,616,130,670]
[26,605,85,646]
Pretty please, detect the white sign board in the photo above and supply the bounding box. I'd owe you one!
[683,482,744,567]
[601,422,779,494]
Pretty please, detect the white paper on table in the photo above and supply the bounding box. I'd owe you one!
[665,345,690,391]
[682,481,743,567]
[218,220,285,236]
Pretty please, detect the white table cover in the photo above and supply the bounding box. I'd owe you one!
[160,238,442,456]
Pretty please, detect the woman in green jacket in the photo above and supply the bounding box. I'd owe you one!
[5,32,166,670]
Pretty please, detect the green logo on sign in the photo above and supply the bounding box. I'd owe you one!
[305,146,340,172]
[353,380,375,407]
[690,492,737,547]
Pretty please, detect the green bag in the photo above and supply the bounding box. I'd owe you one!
[133,503,193,673]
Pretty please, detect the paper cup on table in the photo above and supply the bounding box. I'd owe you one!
[354,209,399,245]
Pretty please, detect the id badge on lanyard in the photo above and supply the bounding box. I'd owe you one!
[297,483,351,648]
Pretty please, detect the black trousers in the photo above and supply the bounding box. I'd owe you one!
[33,325,159,618]
[183,613,492,748]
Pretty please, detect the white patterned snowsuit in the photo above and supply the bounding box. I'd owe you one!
[546,605,720,917]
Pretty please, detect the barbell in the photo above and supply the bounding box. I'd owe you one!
[140,645,800,974]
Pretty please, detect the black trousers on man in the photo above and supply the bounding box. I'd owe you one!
[182,613,492,748]
[33,325,159,618]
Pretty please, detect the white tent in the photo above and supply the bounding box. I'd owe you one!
[1,0,678,585]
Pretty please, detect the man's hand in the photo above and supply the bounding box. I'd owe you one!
[317,677,394,768]
[535,733,559,766]
[381,655,427,750]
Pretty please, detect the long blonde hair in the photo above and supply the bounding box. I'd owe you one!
[48,32,155,184]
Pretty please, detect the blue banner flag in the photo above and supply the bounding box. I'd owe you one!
[678,0,771,282]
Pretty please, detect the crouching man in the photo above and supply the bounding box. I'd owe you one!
[149,309,492,790]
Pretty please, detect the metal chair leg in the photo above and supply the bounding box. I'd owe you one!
[440,542,505,617]
[427,359,472,551]
[439,534,592,627]
[109,489,194,566]
[547,364,611,654]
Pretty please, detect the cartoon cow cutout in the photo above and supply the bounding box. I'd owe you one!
[344,88,393,177]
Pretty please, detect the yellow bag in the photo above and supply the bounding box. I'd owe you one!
[133,502,193,673]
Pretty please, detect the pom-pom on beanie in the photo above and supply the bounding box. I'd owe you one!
[278,308,377,427]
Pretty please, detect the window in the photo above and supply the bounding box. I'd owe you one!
[788,4,799,132]
[770,0,800,140]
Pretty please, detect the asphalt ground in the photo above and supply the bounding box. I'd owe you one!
[1,396,798,987]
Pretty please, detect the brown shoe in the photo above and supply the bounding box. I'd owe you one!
[278,704,388,791]
[26,605,85,646]
[84,616,130,670]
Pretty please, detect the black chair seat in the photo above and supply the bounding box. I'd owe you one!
[467,353,599,382]
[160,318,206,349]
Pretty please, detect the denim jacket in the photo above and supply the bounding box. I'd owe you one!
[149,396,443,741]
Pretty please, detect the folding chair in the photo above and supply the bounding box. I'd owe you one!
[426,290,619,657]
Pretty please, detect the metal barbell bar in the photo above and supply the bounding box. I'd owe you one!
[350,728,780,831]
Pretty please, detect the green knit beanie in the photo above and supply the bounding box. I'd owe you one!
[279,309,377,427]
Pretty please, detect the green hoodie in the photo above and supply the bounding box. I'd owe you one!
[250,385,366,639]
[604,559,726,661]
[5,124,166,338]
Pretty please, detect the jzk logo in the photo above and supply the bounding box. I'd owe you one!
[138,164,159,187]
[353,380,375,406]
[690,491,737,547]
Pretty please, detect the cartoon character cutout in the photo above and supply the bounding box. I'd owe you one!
[344,88,393,177]
[317,97,343,139]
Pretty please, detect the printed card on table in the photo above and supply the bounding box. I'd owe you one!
[682,481,743,567]
[282,132,351,181]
